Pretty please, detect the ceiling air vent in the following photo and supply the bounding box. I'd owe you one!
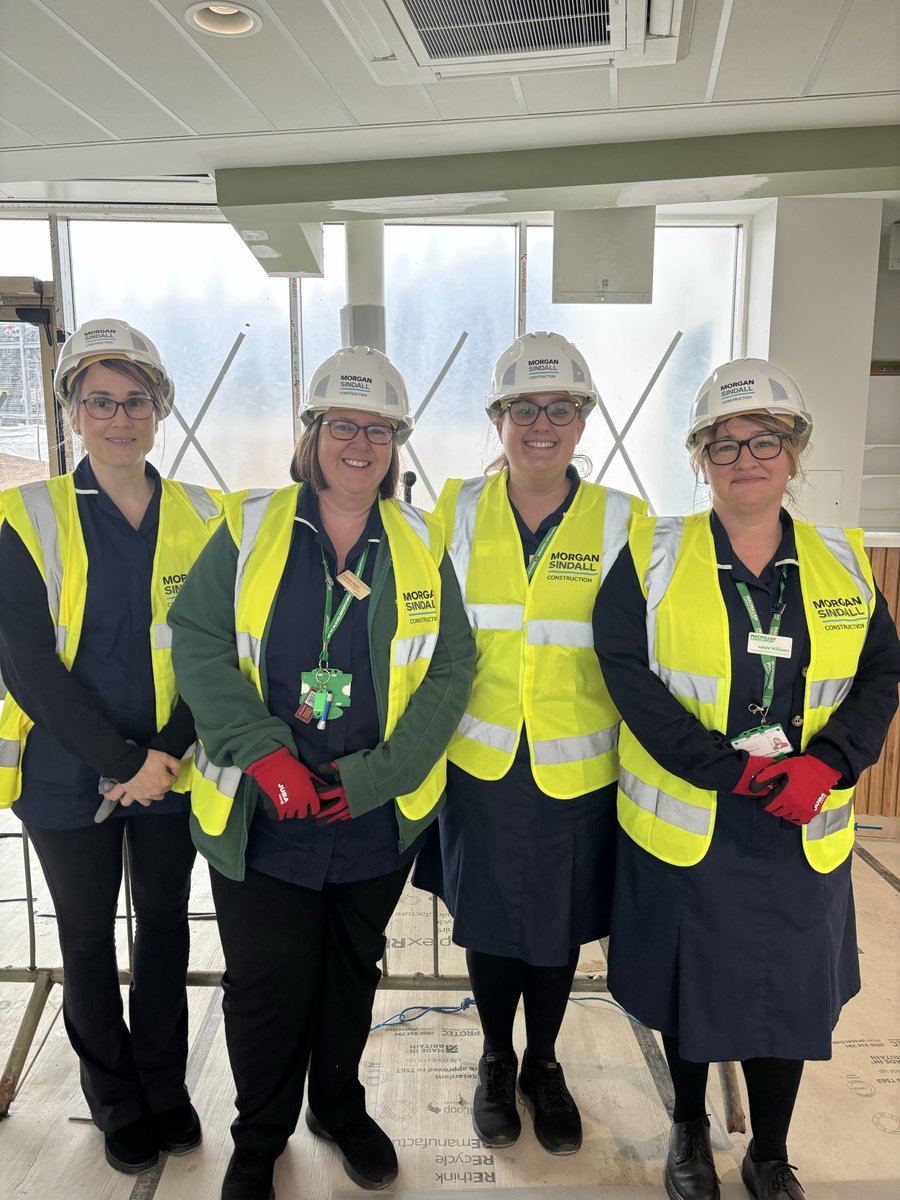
[324,0,691,83]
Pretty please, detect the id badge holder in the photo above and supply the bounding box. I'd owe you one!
[730,723,793,759]
[299,669,353,722]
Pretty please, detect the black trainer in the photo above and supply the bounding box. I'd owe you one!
[472,1050,521,1147]
[518,1058,582,1155]
[104,1114,159,1174]
[305,1108,398,1191]
[221,1147,277,1200]
[741,1147,805,1199]
[153,1102,202,1155]
[664,1117,720,1200]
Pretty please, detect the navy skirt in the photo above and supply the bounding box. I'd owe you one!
[413,755,617,968]
[606,788,860,1062]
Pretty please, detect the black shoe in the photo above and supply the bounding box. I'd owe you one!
[104,1114,159,1175]
[221,1147,277,1200]
[741,1148,804,1199]
[518,1058,582,1155]
[153,1102,202,1155]
[664,1117,720,1200]
[305,1108,397,1191]
[472,1050,521,1147]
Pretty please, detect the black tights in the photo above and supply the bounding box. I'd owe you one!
[663,1034,804,1162]
[466,947,579,1064]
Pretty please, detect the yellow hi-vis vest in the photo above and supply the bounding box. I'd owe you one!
[618,512,875,873]
[189,484,446,836]
[0,474,223,807]
[437,471,647,797]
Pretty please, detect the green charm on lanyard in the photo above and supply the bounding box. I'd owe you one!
[734,566,789,719]
[295,546,369,725]
[526,525,558,581]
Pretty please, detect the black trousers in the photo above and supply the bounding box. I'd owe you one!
[26,814,196,1132]
[210,862,411,1156]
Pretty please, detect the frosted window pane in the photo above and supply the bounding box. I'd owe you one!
[527,225,739,515]
[0,219,52,279]
[299,223,347,397]
[70,221,293,492]
[385,224,517,503]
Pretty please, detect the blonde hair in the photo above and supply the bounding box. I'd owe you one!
[690,412,806,505]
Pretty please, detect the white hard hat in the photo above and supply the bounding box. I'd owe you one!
[687,357,812,449]
[486,331,599,417]
[55,318,175,416]
[301,346,414,445]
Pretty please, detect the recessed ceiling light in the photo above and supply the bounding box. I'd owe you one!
[185,3,262,36]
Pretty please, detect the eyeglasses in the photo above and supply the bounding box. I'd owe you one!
[501,398,581,427]
[81,395,156,420]
[704,432,785,466]
[321,418,395,446]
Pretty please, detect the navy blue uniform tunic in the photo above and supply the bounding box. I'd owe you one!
[244,486,423,889]
[0,459,191,828]
[594,511,900,1062]
[414,469,618,967]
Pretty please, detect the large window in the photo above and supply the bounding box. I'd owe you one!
[70,220,293,491]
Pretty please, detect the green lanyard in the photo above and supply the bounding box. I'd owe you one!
[526,525,558,581]
[733,566,788,715]
[319,545,369,668]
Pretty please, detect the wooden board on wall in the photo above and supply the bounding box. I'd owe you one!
[855,547,900,819]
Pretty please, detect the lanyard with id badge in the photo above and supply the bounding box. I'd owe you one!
[729,566,794,761]
[295,545,370,730]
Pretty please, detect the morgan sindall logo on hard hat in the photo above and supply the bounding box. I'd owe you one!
[82,326,121,347]
[527,356,560,381]
[338,372,374,398]
[720,377,757,406]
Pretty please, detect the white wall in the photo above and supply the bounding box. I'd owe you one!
[746,197,883,527]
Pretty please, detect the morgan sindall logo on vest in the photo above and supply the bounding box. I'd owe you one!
[546,549,601,583]
[402,587,437,625]
[812,594,868,629]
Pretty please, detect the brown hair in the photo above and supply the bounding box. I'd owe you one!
[484,409,592,477]
[291,415,400,499]
[66,358,163,424]
[690,412,806,503]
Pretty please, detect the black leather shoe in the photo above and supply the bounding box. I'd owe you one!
[221,1147,277,1200]
[518,1059,582,1155]
[664,1117,720,1200]
[153,1102,202,1155]
[741,1148,805,1199]
[104,1115,159,1174]
[305,1108,398,1191]
[472,1050,521,1147]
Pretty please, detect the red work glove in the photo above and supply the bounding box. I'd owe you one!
[246,747,323,821]
[732,755,777,796]
[314,762,352,824]
[751,754,842,826]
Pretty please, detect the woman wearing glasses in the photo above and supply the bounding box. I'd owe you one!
[167,346,474,1200]
[594,359,900,1200]
[415,331,646,1156]
[0,319,222,1174]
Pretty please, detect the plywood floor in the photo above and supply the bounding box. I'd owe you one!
[0,810,897,1199]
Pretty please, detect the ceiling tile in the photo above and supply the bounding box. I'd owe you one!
[810,0,900,95]
[0,56,116,144]
[519,69,611,114]
[426,77,526,120]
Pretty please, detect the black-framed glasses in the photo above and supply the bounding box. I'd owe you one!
[502,398,581,427]
[321,418,395,446]
[81,395,156,420]
[704,432,785,466]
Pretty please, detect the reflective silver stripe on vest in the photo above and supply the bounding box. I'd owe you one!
[533,726,618,765]
[394,632,437,667]
[395,499,430,550]
[644,518,685,682]
[600,489,634,583]
[466,603,523,630]
[194,744,243,798]
[153,623,173,650]
[808,676,854,709]
[806,798,853,842]
[526,619,593,648]
[816,527,874,609]
[456,711,519,755]
[235,630,262,669]
[657,665,719,706]
[234,489,277,611]
[620,769,712,836]
[19,482,63,625]
[446,477,489,603]
[56,626,68,653]
[179,482,220,524]
[0,737,20,767]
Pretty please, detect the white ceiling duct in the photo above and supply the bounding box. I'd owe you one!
[324,0,693,83]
